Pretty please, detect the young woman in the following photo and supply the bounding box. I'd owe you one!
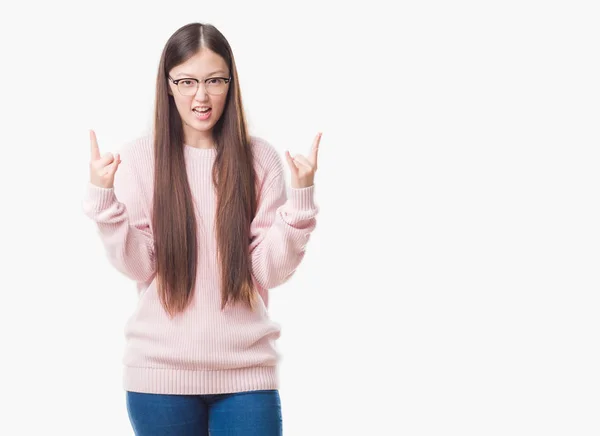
[83,22,321,436]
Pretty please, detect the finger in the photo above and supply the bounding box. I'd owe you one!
[94,152,115,168]
[285,151,299,177]
[293,154,313,169]
[90,130,101,160]
[106,153,121,176]
[308,132,322,167]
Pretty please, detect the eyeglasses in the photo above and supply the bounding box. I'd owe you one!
[168,76,231,96]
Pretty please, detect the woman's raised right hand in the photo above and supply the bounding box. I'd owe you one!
[89,130,121,189]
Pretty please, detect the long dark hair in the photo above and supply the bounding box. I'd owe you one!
[152,22,257,317]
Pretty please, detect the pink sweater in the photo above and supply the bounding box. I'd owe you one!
[82,134,318,395]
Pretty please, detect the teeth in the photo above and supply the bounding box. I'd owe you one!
[194,108,210,113]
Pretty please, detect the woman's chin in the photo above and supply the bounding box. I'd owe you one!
[186,119,213,133]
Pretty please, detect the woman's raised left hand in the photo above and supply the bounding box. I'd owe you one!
[285,132,322,189]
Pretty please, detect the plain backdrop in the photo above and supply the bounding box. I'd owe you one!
[0,1,598,435]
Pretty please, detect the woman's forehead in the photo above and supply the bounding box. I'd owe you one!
[171,49,228,77]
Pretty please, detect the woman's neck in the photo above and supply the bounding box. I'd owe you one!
[184,129,215,149]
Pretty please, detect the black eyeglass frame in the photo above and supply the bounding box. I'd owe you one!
[168,76,232,95]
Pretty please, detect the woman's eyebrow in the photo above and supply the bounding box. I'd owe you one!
[174,70,227,78]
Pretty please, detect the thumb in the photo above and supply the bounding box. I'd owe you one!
[107,153,121,177]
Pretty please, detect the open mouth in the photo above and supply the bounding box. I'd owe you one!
[193,107,212,120]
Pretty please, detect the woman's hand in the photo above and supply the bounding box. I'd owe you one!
[285,132,321,189]
[89,130,121,189]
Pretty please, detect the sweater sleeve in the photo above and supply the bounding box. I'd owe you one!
[249,172,319,289]
[82,150,156,283]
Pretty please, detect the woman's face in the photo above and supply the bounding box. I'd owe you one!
[168,48,230,145]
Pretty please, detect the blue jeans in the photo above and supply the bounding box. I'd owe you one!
[126,389,283,435]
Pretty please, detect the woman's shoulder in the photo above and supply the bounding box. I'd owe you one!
[118,133,154,162]
[249,135,284,180]
[112,134,154,190]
